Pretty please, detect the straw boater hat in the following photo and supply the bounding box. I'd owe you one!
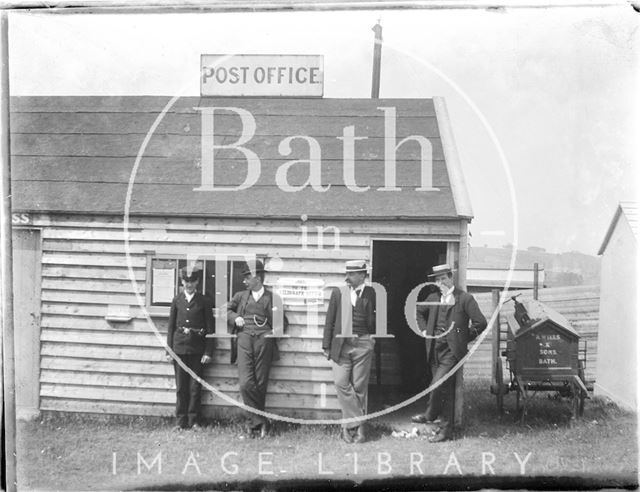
[241,259,266,276]
[427,263,455,278]
[180,264,202,282]
[345,260,368,273]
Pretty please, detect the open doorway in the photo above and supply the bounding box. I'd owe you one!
[370,240,447,407]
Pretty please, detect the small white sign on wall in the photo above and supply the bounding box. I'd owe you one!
[152,267,175,304]
[273,278,325,306]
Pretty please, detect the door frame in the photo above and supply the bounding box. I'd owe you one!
[12,226,42,420]
[368,233,466,424]
[368,237,451,391]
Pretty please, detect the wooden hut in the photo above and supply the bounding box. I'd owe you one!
[595,202,637,411]
[11,95,473,419]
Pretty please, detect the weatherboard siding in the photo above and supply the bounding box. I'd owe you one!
[31,211,600,418]
[35,213,462,417]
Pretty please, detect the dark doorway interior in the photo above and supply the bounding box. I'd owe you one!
[370,240,447,407]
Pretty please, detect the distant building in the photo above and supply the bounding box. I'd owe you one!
[594,202,638,411]
[466,247,545,293]
[527,246,546,253]
[466,265,545,293]
[467,245,601,289]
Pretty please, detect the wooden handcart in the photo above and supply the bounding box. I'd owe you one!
[490,294,589,423]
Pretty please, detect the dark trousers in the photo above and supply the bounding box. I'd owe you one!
[173,353,203,428]
[425,338,458,437]
[237,331,276,427]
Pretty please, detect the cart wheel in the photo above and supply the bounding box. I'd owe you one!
[578,390,586,417]
[571,383,585,420]
[511,375,528,424]
[577,361,586,417]
[571,384,586,420]
[495,361,504,415]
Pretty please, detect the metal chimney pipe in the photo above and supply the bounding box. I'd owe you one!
[371,20,383,98]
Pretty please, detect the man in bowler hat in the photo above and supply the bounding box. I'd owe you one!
[166,264,215,430]
[227,260,287,438]
[411,264,487,442]
[323,260,377,444]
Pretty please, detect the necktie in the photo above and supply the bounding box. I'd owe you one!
[351,286,362,307]
[441,291,453,305]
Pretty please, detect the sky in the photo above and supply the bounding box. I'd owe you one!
[8,5,639,255]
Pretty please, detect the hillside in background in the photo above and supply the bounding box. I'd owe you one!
[468,245,601,287]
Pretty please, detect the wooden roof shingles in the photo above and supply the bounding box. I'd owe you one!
[10,96,470,220]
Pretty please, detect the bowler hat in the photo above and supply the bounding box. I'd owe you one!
[241,259,266,277]
[345,260,368,273]
[180,264,202,282]
[427,263,455,278]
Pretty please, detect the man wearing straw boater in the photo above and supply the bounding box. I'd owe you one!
[166,264,215,430]
[228,260,287,439]
[323,260,377,444]
[411,263,487,442]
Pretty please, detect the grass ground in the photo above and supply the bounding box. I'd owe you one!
[16,380,638,491]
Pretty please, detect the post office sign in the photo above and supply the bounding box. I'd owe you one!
[201,54,324,97]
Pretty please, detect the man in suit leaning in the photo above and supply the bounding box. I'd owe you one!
[411,263,487,442]
[227,260,287,438]
[323,260,377,444]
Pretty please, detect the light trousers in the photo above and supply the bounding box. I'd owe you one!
[331,335,375,429]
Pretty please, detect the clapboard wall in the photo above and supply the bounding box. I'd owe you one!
[34,212,463,418]
[468,285,600,386]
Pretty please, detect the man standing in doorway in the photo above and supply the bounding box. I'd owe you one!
[228,260,286,438]
[323,260,377,444]
[411,263,487,442]
[166,265,215,430]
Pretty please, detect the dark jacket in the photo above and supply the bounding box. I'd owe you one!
[226,288,288,362]
[417,287,487,362]
[323,285,376,363]
[167,291,215,356]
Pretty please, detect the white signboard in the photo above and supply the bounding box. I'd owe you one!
[201,54,324,97]
[273,278,325,306]
[152,267,175,304]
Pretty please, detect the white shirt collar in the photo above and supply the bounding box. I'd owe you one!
[441,285,455,303]
[350,283,364,307]
[252,286,265,301]
[184,291,195,303]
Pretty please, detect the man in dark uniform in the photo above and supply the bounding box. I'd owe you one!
[166,264,215,430]
[411,264,487,442]
[323,260,376,444]
[227,260,286,438]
